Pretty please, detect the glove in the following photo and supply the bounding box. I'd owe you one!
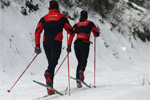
[66,45,71,53]
[35,46,41,54]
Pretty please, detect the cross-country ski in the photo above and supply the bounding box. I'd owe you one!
[70,76,91,88]
[34,87,68,100]
[33,80,65,96]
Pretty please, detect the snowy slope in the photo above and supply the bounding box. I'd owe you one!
[0,0,150,100]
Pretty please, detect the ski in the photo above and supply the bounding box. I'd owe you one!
[35,87,68,99]
[70,76,91,88]
[33,80,65,96]
[36,94,53,99]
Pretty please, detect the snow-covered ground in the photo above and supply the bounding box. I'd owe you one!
[0,0,150,100]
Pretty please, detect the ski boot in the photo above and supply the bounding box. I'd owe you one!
[76,70,84,88]
[79,70,84,81]
[44,70,54,95]
[77,82,82,88]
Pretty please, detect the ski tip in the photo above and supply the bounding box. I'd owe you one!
[70,76,73,78]
[33,80,36,82]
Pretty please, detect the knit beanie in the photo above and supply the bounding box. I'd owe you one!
[49,1,59,10]
[80,10,88,18]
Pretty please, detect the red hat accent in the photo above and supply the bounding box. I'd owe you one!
[52,1,55,5]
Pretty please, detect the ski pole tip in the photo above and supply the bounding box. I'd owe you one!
[7,90,10,93]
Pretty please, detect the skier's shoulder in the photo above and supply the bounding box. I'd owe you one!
[38,16,45,23]
[87,20,94,24]
[58,12,66,17]
[76,20,92,27]
[58,12,69,21]
[73,23,77,28]
[86,20,95,27]
[41,14,48,20]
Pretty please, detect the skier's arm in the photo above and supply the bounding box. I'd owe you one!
[63,16,74,35]
[66,32,75,53]
[67,25,76,53]
[91,22,100,37]
[35,18,44,46]
[68,25,76,45]
[68,33,75,45]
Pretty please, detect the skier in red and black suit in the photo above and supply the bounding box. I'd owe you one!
[34,1,74,95]
[67,10,100,88]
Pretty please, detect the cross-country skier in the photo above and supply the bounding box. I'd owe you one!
[34,1,74,95]
[67,10,100,88]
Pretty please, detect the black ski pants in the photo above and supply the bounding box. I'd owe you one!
[74,40,90,81]
[43,41,62,84]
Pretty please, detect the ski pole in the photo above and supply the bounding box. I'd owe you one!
[7,54,38,93]
[67,52,71,95]
[54,53,69,76]
[94,37,96,88]
[67,33,71,95]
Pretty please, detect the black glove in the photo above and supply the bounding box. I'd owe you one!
[35,46,41,54]
[66,45,71,53]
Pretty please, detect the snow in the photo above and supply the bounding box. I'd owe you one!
[130,2,147,13]
[124,0,147,13]
[0,0,150,100]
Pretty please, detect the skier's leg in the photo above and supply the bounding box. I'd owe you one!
[74,44,81,80]
[74,43,82,88]
[48,44,62,83]
[79,43,90,81]
[43,42,54,94]
[43,42,62,94]
[80,43,90,72]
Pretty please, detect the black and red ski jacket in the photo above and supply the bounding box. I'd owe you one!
[35,9,74,46]
[68,19,100,45]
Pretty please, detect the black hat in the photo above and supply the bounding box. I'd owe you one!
[49,1,59,10]
[80,10,88,18]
